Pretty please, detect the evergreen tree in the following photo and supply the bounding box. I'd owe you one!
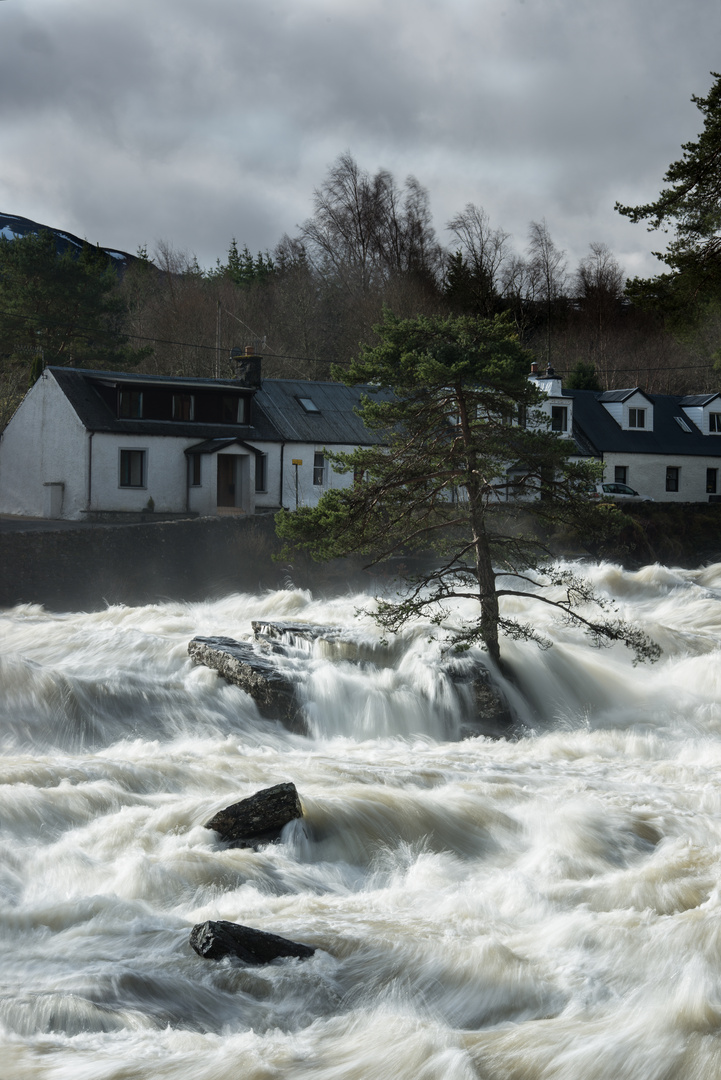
[616,72,721,323]
[276,312,659,667]
[564,360,603,391]
[0,230,146,387]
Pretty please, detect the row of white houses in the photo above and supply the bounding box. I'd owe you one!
[530,368,721,503]
[0,360,720,520]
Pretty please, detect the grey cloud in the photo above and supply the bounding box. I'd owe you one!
[0,0,719,275]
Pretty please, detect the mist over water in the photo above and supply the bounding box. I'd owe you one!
[2,562,721,1079]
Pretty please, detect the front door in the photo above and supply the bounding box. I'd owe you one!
[217,454,238,508]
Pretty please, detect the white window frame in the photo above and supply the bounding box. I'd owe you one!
[628,407,646,429]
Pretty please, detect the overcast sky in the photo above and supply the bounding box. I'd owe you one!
[1,0,719,282]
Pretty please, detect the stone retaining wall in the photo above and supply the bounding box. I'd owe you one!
[0,515,287,611]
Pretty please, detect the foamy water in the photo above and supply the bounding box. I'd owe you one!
[2,562,721,1079]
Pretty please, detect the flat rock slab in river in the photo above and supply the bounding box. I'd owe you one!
[252,620,341,645]
[188,636,306,732]
[190,920,316,964]
[204,782,303,848]
[252,620,399,665]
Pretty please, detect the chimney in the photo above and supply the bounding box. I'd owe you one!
[530,362,539,375]
[231,345,262,388]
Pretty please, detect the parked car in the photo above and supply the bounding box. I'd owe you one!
[587,482,653,502]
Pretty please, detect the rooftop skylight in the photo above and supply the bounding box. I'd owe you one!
[298,397,320,413]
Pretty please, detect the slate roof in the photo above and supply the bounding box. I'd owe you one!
[597,388,634,403]
[49,367,281,441]
[566,388,721,459]
[184,438,264,456]
[44,367,721,460]
[253,379,391,445]
[679,393,720,407]
[47,367,386,446]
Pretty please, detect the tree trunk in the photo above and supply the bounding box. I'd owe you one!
[455,385,501,666]
[471,504,501,666]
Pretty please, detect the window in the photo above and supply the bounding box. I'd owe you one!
[551,406,568,433]
[173,393,194,421]
[118,390,142,419]
[628,408,646,429]
[221,395,246,424]
[313,452,325,485]
[615,466,628,485]
[517,403,527,429]
[674,416,692,432]
[707,468,718,494]
[189,454,201,487]
[298,397,320,413]
[666,466,679,492]
[255,453,267,492]
[709,412,721,433]
[119,449,146,488]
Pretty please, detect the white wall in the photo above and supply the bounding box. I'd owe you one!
[680,402,721,436]
[0,372,88,518]
[602,452,721,502]
[277,443,357,510]
[91,436,257,517]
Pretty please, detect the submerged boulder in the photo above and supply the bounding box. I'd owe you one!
[204,782,303,848]
[443,661,515,738]
[188,636,305,733]
[189,920,315,964]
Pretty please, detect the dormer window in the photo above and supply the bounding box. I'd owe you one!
[710,412,721,433]
[172,393,194,421]
[221,395,246,424]
[628,408,646,429]
[118,389,143,419]
[551,406,568,432]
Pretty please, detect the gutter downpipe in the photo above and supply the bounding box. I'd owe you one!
[280,442,286,510]
[87,431,94,512]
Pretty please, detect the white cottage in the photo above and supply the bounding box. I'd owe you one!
[529,368,721,503]
[0,363,388,520]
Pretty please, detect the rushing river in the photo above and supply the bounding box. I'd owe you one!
[2,561,721,1079]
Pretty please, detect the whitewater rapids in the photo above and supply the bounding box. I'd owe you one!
[2,561,721,1079]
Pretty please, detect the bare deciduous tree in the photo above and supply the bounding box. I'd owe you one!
[528,219,567,367]
[299,152,442,301]
[446,204,511,315]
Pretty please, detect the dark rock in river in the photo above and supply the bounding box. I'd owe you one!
[188,636,306,733]
[204,781,303,848]
[444,660,515,739]
[190,920,316,964]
